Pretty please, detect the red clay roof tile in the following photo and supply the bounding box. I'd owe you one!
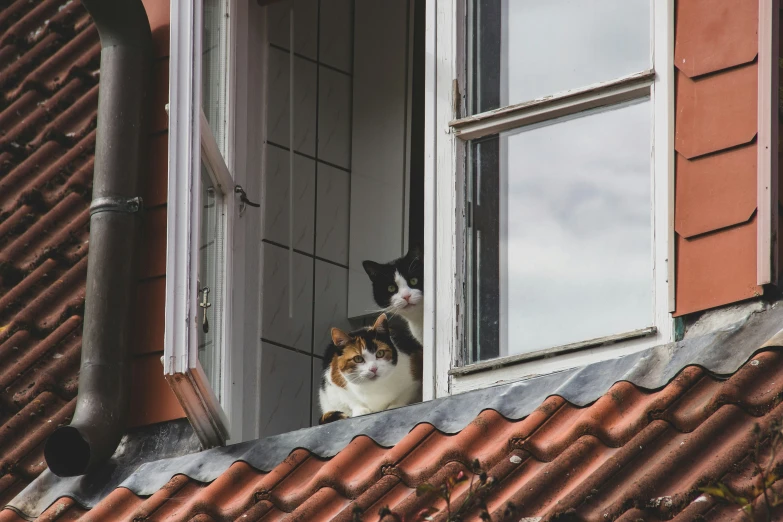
[0,0,96,506]
[7,349,783,521]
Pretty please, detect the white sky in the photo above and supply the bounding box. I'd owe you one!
[491,0,653,355]
[500,101,652,354]
[503,0,650,105]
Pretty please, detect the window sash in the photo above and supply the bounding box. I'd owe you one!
[165,0,237,447]
[450,69,654,140]
[424,0,674,398]
[463,92,655,364]
[167,0,266,446]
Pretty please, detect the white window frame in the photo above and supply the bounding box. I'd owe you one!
[165,0,263,447]
[423,0,675,399]
[758,0,780,286]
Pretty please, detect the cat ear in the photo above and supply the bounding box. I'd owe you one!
[331,327,352,347]
[362,260,383,278]
[407,243,423,261]
[372,313,388,333]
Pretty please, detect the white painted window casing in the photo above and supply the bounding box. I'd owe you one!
[757,0,780,286]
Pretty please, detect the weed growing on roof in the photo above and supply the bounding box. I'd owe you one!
[370,460,519,521]
[413,460,485,520]
[700,421,783,521]
[413,459,506,521]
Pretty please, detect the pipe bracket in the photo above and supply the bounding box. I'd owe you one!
[90,196,144,216]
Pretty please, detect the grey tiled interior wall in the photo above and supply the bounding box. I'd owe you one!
[260,0,355,436]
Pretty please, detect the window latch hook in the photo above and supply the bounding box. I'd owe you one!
[234,184,260,216]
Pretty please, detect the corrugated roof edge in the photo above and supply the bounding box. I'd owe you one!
[9,299,783,519]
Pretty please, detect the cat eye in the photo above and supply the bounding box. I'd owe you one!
[409,278,418,286]
[353,355,364,363]
[387,284,397,293]
[375,350,385,358]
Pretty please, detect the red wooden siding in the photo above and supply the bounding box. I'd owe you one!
[129,0,184,427]
[674,0,758,79]
[673,0,763,316]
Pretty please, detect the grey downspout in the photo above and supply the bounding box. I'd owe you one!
[43,1,152,477]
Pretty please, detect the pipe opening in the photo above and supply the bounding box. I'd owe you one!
[44,426,91,477]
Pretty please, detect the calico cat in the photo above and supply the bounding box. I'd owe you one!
[319,314,422,424]
[362,245,424,345]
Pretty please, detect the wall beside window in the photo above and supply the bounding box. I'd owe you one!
[259,0,355,435]
[672,0,762,316]
[128,0,185,428]
[347,0,418,318]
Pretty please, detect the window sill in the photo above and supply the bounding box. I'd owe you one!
[449,326,658,377]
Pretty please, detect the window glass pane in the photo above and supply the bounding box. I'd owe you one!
[198,161,223,399]
[468,100,652,362]
[203,0,228,155]
[469,0,651,114]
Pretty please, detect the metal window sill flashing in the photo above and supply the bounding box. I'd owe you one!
[449,326,658,377]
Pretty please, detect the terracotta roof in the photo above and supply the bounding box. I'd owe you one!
[0,0,97,507]
[4,298,783,522]
[0,348,780,521]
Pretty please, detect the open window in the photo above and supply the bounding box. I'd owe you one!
[166,0,427,445]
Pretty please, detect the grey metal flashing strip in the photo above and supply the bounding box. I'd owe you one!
[10,300,783,518]
[89,196,144,216]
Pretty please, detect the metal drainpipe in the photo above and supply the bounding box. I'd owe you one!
[43,0,152,477]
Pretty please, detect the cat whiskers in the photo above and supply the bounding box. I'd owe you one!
[363,305,404,320]
[363,306,392,319]
[382,305,404,319]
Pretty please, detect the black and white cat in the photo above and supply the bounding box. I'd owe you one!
[318,314,422,423]
[362,245,424,345]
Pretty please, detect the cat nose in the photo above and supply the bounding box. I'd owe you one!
[401,291,411,301]
[370,366,378,374]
